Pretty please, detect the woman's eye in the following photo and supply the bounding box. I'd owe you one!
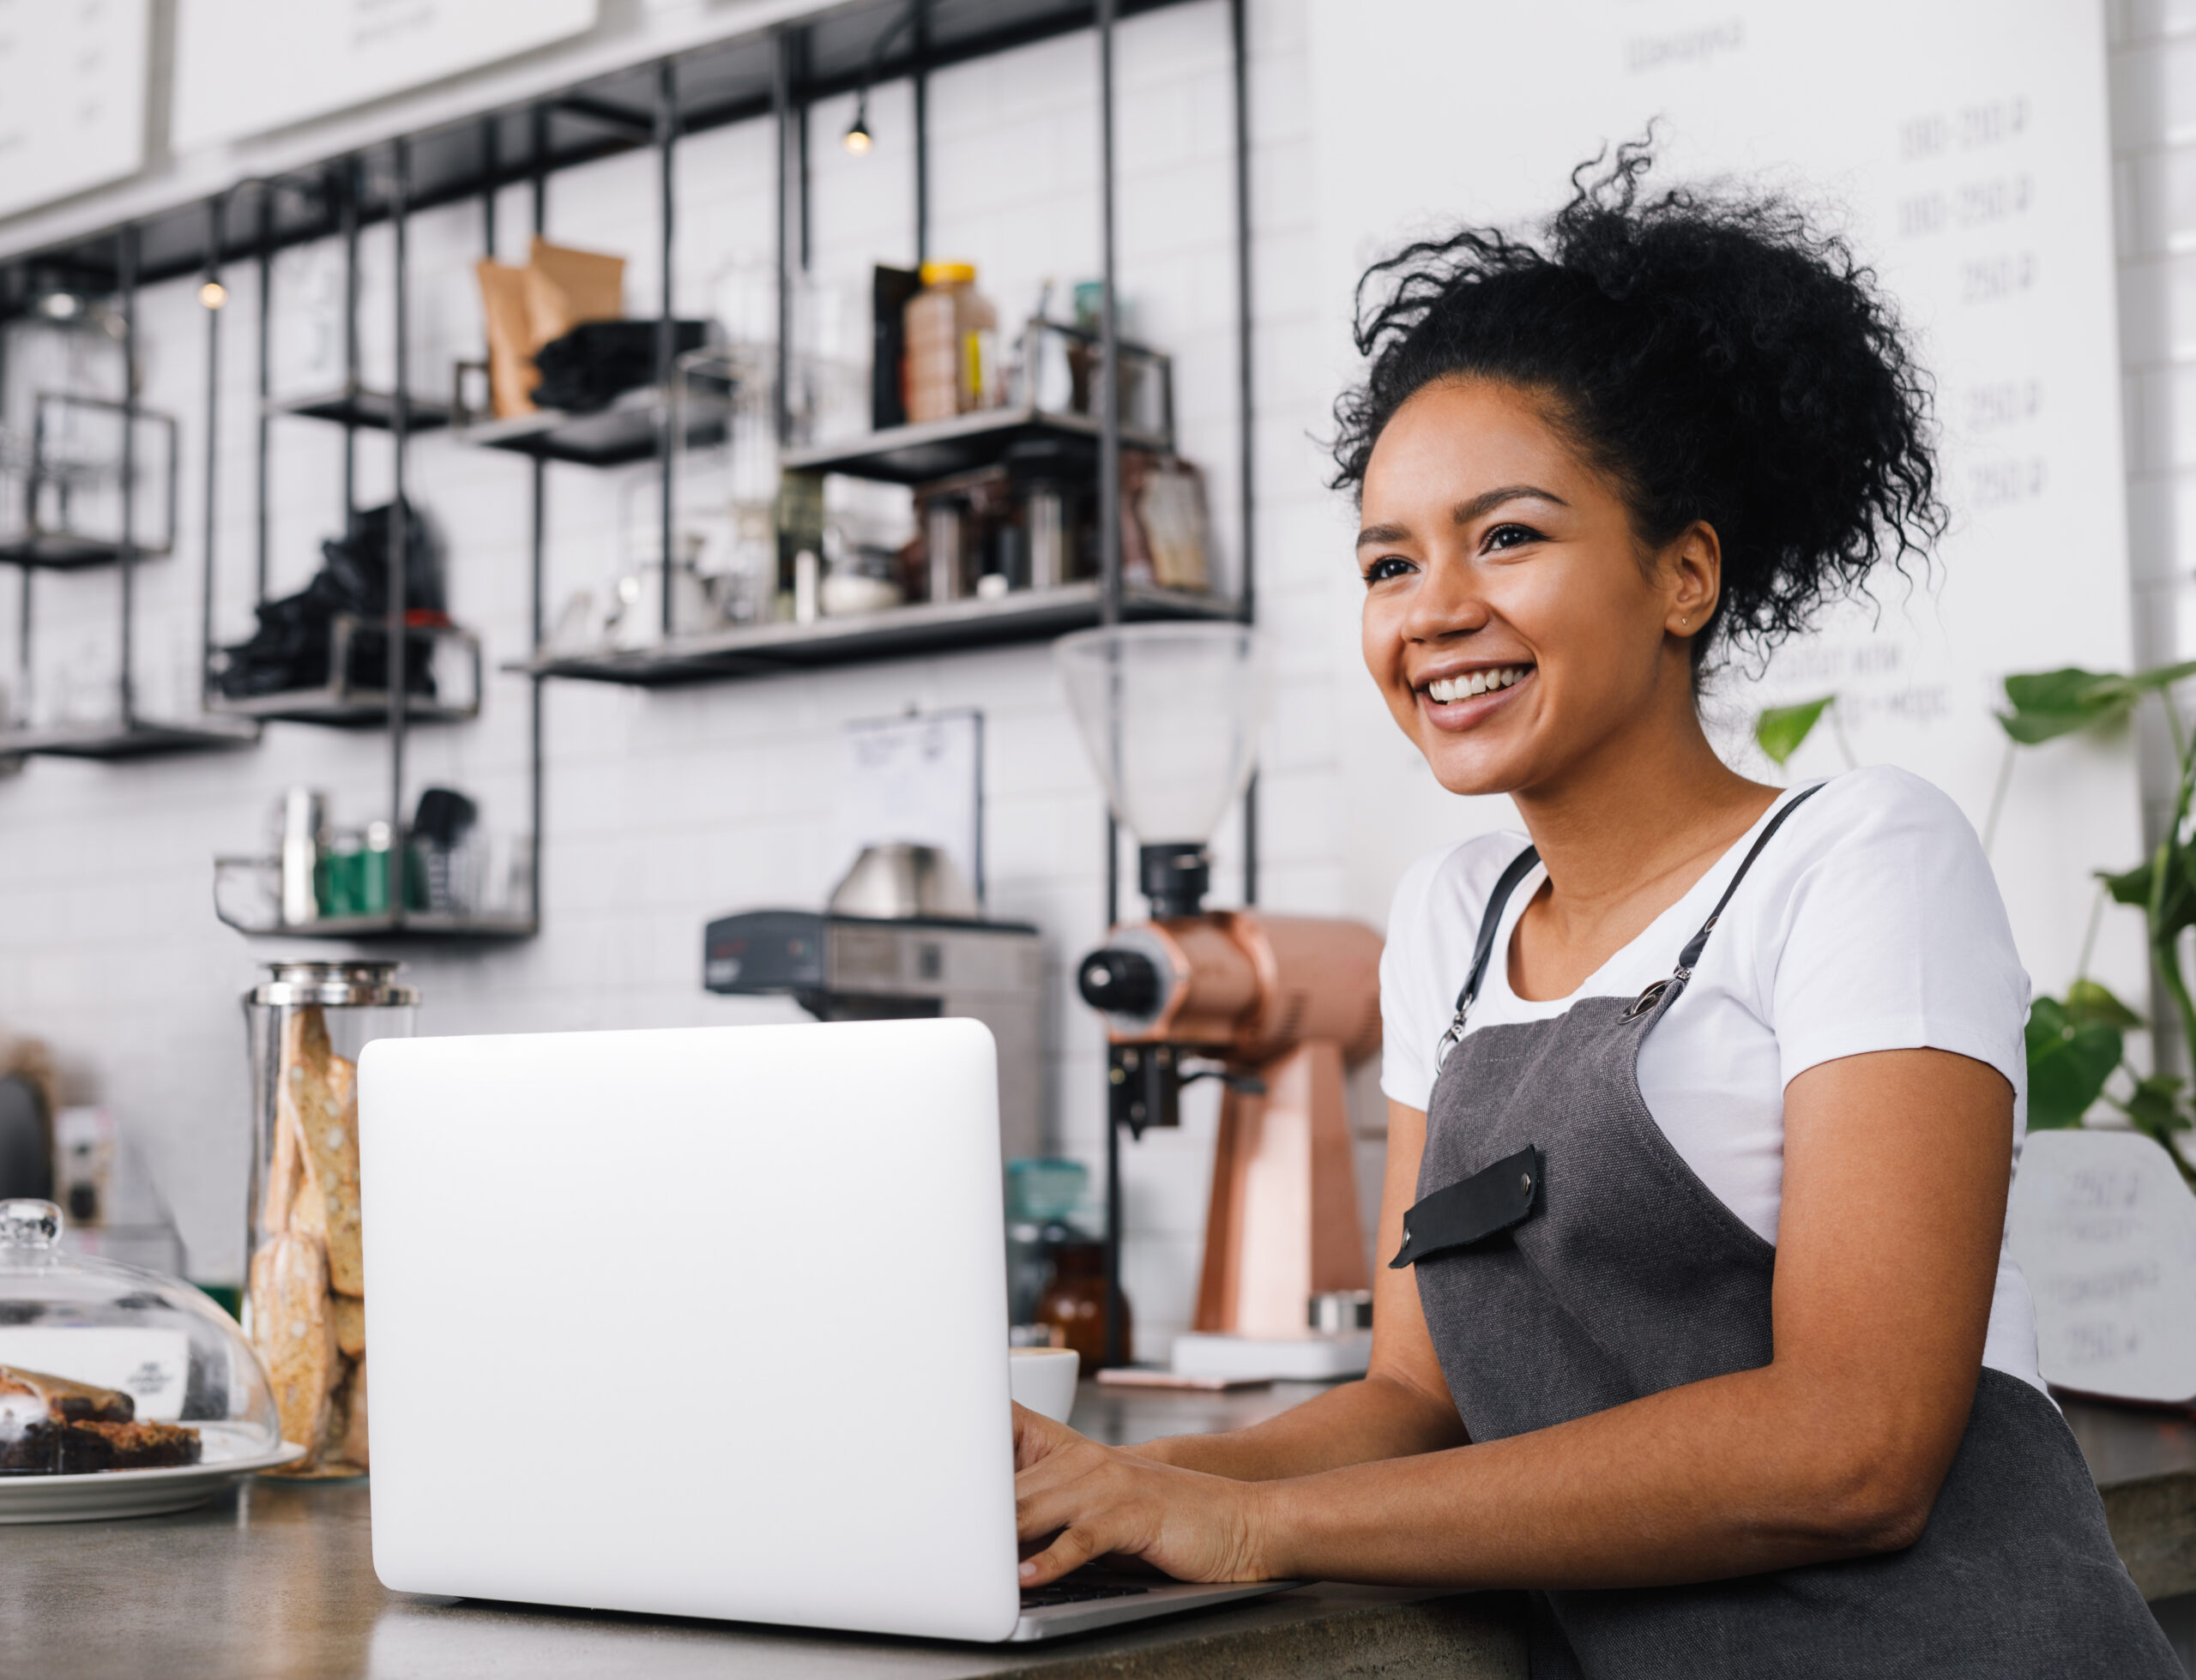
[1484,523,1543,552]
[1362,555,1415,585]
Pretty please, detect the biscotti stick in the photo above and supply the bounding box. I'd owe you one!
[334,1355,368,1469]
[287,1009,365,1296]
[250,1233,338,1462]
[331,1293,365,1359]
[262,1015,311,1234]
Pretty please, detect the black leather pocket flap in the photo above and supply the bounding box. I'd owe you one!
[1389,1145,1541,1268]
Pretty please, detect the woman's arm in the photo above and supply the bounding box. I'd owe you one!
[1016,1046,2012,1588]
[1128,1098,1468,1479]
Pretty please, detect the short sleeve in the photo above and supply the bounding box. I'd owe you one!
[1380,850,1447,1111]
[1378,835,1528,1112]
[1764,768,2030,1119]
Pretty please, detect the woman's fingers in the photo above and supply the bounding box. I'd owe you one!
[1011,1401,1083,1471]
[1019,1522,1109,1587]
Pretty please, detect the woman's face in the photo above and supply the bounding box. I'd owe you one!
[1358,377,1714,798]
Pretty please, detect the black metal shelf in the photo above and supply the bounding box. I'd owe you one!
[210,690,478,727]
[268,387,452,432]
[0,533,130,569]
[218,905,539,942]
[0,716,261,761]
[209,618,483,727]
[782,406,1171,486]
[517,582,1235,688]
[454,386,736,468]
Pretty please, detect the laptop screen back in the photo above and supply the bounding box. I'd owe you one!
[358,1017,1021,1641]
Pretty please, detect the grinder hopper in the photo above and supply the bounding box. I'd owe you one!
[1054,623,1264,917]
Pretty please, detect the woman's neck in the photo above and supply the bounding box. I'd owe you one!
[1511,677,1779,941]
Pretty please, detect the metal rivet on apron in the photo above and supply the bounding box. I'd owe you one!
[1520,1172,1533,1195]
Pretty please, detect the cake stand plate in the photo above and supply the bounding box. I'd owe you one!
[0,1442,307,1523]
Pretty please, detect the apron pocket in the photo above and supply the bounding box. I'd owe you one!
[1391,1144,1541,1268]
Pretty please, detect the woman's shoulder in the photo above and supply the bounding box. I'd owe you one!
[1385,830,1536,942]
[1777,764,1988,866]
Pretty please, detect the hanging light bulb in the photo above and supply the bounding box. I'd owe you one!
[843,92,873,154]
[199,279,228,310]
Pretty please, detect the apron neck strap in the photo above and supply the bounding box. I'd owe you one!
[1434,841,1541,1069]
[1621,780,1828,1021]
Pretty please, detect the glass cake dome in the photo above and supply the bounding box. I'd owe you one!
[0,1198,283,1477]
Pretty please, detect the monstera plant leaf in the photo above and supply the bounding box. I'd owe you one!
[2024,994,2124,1129]
[1999,661,2196,744]
[1755,696,1834,767]
[2122,1074,2191,1137]
[2099,852,2196,945]
[2062,978,2145,1029]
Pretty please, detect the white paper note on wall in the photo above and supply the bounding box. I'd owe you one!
[0,0,150,220]
[834,712,984,907]
[173,0,600,150]
[1306,0,2143,1015]
[2007,1129,2196,1403]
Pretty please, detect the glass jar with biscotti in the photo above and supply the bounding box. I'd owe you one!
[243,962,416,1479]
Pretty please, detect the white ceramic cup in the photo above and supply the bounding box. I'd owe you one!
[1009,1346,1081,1423]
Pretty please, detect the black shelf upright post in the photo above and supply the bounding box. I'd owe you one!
[913,0,931,266]
[773,34,793,450]
[657,61,679,641]
[255,185,273,605]
[341,157,361,523]
[1232,0,1258,908]
[531,104,550,926]
[387,138,413,920]
[118,223,140,731]
[1095,0,1126,1372]
[202,193,226,709]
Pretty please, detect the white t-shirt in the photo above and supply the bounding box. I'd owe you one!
[1380,765,2044,1393]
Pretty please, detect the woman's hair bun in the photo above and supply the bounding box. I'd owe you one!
[1331,137,1945,665]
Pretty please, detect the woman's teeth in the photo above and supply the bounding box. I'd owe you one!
[1427,665,1529,704]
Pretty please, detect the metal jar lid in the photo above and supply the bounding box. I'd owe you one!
[247,961,419,1008]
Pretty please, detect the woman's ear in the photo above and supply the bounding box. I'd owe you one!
[1664,521,1722,638]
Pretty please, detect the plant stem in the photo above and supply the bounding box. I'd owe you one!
[2147,713,2196,1077]
[2075,880,2108,982]
[1982,738,2017,859]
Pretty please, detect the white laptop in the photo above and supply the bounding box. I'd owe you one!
[358,1017,1293,1642]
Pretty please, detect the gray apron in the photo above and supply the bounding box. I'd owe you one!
[1395,790,2177,1677]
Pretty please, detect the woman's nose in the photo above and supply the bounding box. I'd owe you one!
[1401,555,1491,642]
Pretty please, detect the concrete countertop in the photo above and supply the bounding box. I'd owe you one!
[0,1382,2185,1679]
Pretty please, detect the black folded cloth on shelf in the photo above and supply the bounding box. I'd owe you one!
[211,499,446,700]
[530,319,711,413]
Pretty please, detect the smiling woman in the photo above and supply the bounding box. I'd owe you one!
[1007,143,2182,1679]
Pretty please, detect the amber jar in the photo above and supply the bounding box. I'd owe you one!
[1034,1238,1130,1370]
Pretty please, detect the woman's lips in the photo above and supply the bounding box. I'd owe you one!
[1417,664,1534,729]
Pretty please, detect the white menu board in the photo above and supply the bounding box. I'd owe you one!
[173,0,600,150]
[0,0,149,220]
[2008,1129,2196,1403]
[1308,0,2139,1009]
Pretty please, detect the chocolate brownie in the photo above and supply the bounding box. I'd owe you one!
[0,1366,201,1474]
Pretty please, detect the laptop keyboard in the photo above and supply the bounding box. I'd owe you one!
[1021,1582,1152,1609]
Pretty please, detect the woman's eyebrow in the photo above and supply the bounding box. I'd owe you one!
[1453,485,1568,524]
[1355,521,1412,548]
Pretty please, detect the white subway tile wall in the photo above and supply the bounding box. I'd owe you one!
[0,0,1380,1363]
[2113,0,2196,822]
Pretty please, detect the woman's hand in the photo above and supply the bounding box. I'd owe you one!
[1013,1403,1277,1587]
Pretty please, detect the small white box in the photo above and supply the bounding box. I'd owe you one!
[1170,1330,1372,1382]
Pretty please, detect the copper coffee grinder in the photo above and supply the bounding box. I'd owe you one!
[1055,625,1384,1367]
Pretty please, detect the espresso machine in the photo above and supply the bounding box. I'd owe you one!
[1056,625,1385,1354]
[703,843,1046,1162]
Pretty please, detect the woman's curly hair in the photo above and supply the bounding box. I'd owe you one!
[1330,139,1944,666]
